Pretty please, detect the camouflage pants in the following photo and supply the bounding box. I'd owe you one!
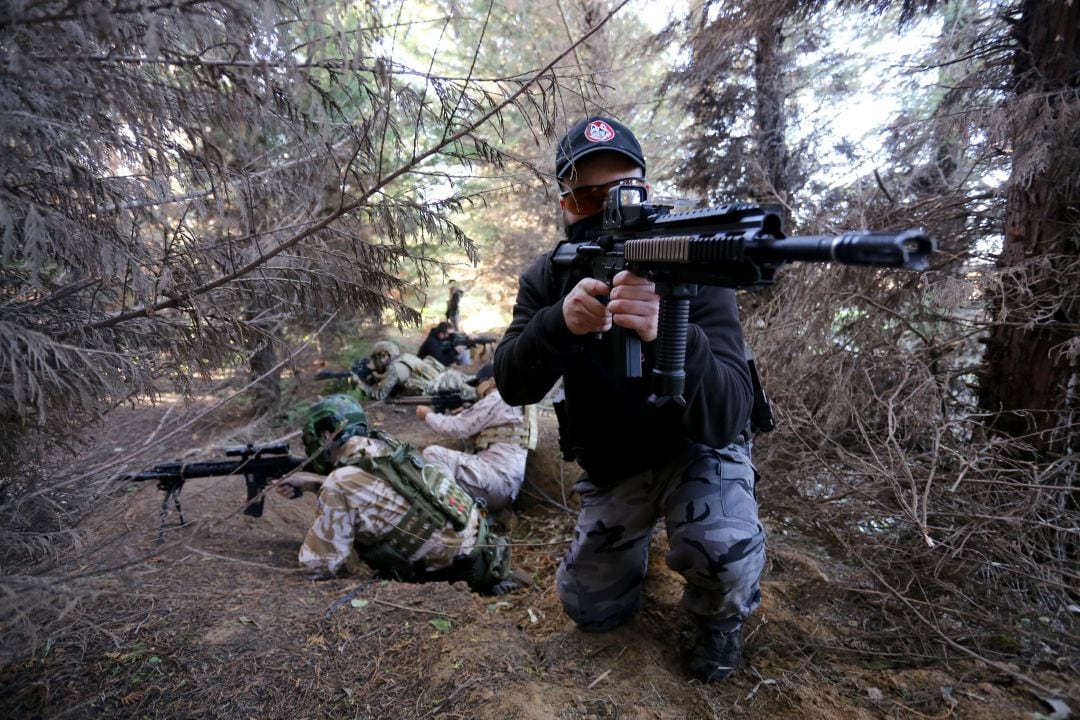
[421,443,525,512]
[557,441,765,632]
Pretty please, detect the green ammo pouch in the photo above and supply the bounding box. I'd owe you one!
[350,432,476,560]
[465,523,512,592]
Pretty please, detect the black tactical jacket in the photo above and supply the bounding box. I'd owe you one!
[494,223,753,485]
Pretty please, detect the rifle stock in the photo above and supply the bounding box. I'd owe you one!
[553,187,935,408]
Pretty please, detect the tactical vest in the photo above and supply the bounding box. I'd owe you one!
[339,431,509,591]
[474,404,538,451]
[397,354,445,394]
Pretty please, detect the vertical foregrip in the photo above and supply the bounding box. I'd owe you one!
[649,297,690,407]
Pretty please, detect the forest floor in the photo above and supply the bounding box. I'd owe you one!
[0,331,1071,720]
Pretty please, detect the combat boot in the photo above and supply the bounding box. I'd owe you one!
[687,622,744,683]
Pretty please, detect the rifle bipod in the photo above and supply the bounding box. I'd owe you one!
[156,478,189,545]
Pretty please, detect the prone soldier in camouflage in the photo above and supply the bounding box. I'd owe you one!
[359,340,447,401]
[415,363,536,512]
[274,394,515,594]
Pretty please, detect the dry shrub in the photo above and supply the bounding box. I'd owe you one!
[747,261,1077,680]
[0,459,100,670]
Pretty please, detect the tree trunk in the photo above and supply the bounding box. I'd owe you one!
[751,11,790,207]
[978,0,1080,453]
[247,304,282,416]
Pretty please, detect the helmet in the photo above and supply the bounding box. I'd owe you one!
[301,394,369,474]
[370,341,400,360]
[370,341,401,373]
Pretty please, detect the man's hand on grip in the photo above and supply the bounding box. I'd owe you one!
[562,277,612,335]
[609,270,659,342]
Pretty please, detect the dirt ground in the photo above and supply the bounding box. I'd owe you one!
[0,342,1072,720]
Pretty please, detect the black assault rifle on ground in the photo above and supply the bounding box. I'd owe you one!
[552,184,935,409]
[384,389,470,414]
[315,358,374,384]
[118,443,307,543]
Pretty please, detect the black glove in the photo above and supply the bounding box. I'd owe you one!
[485,578,521,596]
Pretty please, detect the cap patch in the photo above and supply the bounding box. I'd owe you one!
[584,120,616,143]
[555,116,645,179]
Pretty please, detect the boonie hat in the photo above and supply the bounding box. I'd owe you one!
[466,363,495,387]
[555,116,646,179]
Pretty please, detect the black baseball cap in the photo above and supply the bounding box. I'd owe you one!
[466,363,495,387]
[555,116,646,180]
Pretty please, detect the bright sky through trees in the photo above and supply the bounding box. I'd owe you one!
[808,13,942,185]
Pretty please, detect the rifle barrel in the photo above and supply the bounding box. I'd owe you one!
[623,229,933,272]
[763,230,933,270]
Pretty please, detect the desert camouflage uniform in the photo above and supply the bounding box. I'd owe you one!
[425,368,474,397]
[298,435,484,578]
[557,440,764,633]
[362,354,444,401]
[421,389,533,511]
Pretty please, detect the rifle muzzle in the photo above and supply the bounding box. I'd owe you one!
[768,230,935,270]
